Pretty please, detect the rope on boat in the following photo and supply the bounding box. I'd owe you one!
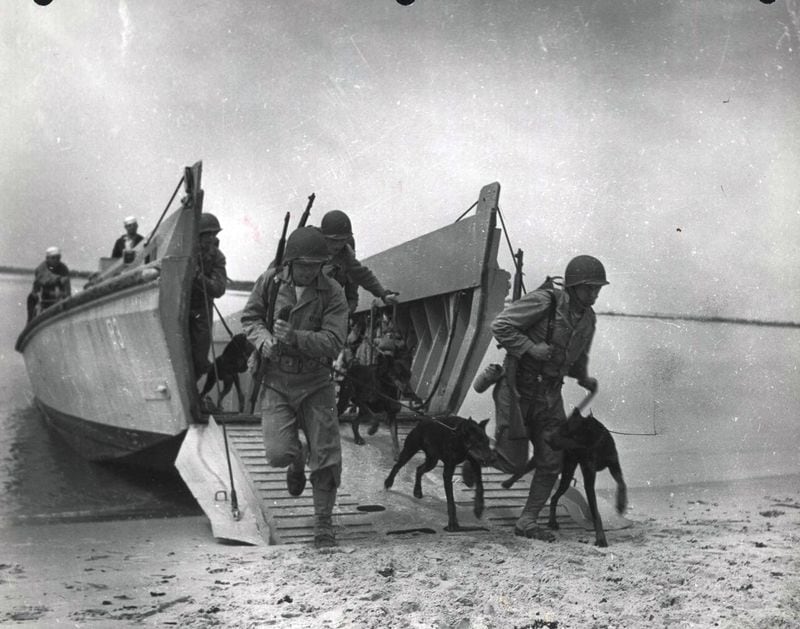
[213,303,235,339]
[198,236,241,522]
[144,174,185,248]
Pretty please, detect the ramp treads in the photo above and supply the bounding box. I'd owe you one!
[183,416,623,546]
[221,423,378,545]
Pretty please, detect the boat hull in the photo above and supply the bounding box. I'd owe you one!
[37,399,185,469]
[16,163,204,467]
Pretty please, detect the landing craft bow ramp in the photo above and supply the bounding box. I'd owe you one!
[177,181,631,545]
[176,414,631,546]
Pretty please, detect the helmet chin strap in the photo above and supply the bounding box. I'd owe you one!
[567,285,594,313]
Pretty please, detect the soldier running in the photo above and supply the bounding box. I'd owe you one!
[241,226,348,548]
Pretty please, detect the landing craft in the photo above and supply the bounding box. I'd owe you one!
[14,161,511,469]
[16,162,626,544]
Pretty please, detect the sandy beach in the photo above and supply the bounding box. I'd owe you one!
[2,474,798,628]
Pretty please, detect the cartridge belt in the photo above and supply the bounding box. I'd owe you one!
[276,353,330,374]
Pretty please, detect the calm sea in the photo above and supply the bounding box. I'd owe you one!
[2,272,798,527]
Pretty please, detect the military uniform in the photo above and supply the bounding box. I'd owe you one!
[27,256,71,322]
[111,232,144,258]
[241,226,348,547]
[491,287,596,474]
[491,254,607,539]
[241,267,348,479]
[325,242,390,313]
[190,241,227,378]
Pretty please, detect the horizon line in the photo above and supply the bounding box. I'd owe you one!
[2,265,797,329]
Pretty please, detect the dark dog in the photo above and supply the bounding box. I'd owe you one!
[199,333,255,413]
[384,416,494,532]
[336,350,422,450]
[502,409,627,547]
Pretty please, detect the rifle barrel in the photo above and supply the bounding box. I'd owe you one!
[298,192,316,228]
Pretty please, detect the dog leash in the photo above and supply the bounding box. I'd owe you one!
[575,388,596,414]
[573,388,658,436]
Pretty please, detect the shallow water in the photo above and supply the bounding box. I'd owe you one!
[0,274,200,524]
[462,312,800,489]
[2,272,798,525]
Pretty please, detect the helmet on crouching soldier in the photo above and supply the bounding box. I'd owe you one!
[283,227,330,263]
[320,210,353,240]
[199,213,222,235]
[563,255,609,288]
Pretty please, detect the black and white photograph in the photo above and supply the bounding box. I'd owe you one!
[2,1,798,627]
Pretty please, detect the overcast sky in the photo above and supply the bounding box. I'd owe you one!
[2,0,798,321]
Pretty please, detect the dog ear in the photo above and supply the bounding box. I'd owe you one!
[479,418,490,431]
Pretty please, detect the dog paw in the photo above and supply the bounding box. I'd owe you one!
[473,502,484,519]
[413,488,423,499]
[367,423,380,435]
[547,520,560,531]
[444,524,462,533]
[354,437,366,445]
[595,538,609,548]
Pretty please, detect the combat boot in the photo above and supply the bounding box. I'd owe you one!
[286,444,307,497]
[514,470,559,542]
[312,469,338,548]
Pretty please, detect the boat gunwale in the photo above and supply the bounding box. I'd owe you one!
[14,265,165,353]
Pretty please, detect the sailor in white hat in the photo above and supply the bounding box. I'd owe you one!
[27,246,71,322]
[111,215,144,260]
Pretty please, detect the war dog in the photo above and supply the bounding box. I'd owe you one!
[199,333,255,413]
[384,416,495,532]
[336,344,423,451]
[501,408,627,547]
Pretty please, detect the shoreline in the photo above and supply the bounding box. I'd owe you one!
[3,473,798,627]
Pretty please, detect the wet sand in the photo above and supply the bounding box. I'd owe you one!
[2,474,798,628]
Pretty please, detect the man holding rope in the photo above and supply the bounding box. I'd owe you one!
[190,213,227,382]
[241,226,348,548]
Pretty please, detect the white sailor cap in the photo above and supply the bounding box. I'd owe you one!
[123,216,138,226]
[45,246,61,256]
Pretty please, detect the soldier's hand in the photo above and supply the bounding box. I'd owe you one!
[383,292,399,306]
[578,377,598,393]
[273,320,297,346]
[527,342,552,361]
[260,337,277,359]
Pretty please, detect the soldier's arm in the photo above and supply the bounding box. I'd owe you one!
[203,251,227,299]
[343,246,389,299]
[491,289,553,358]
[241,271,276,355]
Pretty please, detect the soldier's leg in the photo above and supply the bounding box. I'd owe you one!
[260,382,306,495]
[463,379,528,487]
[189,309,212,380]
[301,383,342,548]
[492,379,532,473]
[514,392,566,541]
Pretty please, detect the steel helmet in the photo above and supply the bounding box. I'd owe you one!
[283,227,330,263]
[320,210,353,240]
[564,255,609,288]
[199,213,222,235]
